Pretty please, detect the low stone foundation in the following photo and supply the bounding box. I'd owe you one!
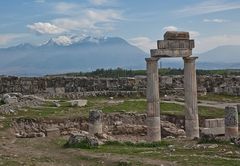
[12,113,186,139]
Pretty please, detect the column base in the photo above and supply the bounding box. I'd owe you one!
[225,127,238,139]
[89,122,103,136]
[185,119,199,139]
[146,117,161,142]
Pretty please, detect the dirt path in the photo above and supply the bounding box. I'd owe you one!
[0,129,174,166]
[162,100,239,109]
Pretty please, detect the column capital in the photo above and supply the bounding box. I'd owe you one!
[183,56,198,63]
[145,57,159,62]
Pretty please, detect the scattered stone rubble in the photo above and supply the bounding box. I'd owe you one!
[66,132,102,148]
[12,112,186,139]
[0,93,45,114]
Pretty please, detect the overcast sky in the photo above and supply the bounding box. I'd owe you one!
[0,0,240,53]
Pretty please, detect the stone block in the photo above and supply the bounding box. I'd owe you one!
[157,40,194,49]
[46,128,60,138]
[70,100,87,107]
[151,49,192,58]
[89,110,103,136]
[55,87,65,94]
[205,118,224,128]
[200,127,225,136]
[164,31,190,40]
[45,87,55,94]
[4,97,18,104]
[161,76,173,85]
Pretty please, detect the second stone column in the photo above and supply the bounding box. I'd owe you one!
[146,57,161,142]
[183,57,199,139]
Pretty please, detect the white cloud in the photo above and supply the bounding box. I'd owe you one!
[86,9,122,22]
[176,0,240,16]
[52,9,122,35]
[195,35,240,53]
[54,2,78,13]
[162,26,200,38]
[129,37,155,53]
[203,18,228,23]
[162,26,178,32]
[189,31,200,38]
[27,22,66,35]
[90,0,108,5]
[53,36,72,46]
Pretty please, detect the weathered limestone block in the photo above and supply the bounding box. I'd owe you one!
[225,106,238,138]
[89,110,103,136]
[70,100,87,107]
[4,97,18,104]
[205,118,224,128]
[201,118,225,136]
[164,31,190,40]
[45,87,55,94]
[151,49,192,58]
[46,128,60,138]
[157,40,194,49]
[55,87,65,94]
[160,76,173,85]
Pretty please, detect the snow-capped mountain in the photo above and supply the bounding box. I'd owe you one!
[0,36,148,76]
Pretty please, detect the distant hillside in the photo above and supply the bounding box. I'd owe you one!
[160,45,240,69]
[0,37,148,76]
[0,40,240,76]
[198,45,240,63]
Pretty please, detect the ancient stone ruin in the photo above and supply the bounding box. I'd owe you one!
[146,31,199,141]
[225,106,239,138]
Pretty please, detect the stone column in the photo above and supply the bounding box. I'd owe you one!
[183,57,199,139]
[146,57,161,142]
[89,110,103,136]
[225,106,238,138]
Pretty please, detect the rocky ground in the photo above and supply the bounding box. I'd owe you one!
[0,93,239,165]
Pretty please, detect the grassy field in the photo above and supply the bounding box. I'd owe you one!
[1,98,226,120]
[199,93,240,103]
[1,135,239,166]
[0,95,240,165]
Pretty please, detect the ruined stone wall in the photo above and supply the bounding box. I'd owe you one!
[0,75,239,97]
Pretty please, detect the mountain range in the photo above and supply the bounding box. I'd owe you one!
[0,36,239,76]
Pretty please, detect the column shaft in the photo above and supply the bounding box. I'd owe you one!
[183,57,199,139]
[146,57,161,142]
[225,106,238,139]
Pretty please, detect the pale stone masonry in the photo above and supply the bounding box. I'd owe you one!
[201,118,225,136]
[146,57,161,141]
[184,57,199,139]
[225,106,238,138]
[146,31,199,141]
[89,110,103,136]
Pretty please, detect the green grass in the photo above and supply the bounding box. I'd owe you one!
[103,140,169,148]
[9,99,225,120]
[102,100,224,118]
[199,93,240,103]
[88,139,240,166]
